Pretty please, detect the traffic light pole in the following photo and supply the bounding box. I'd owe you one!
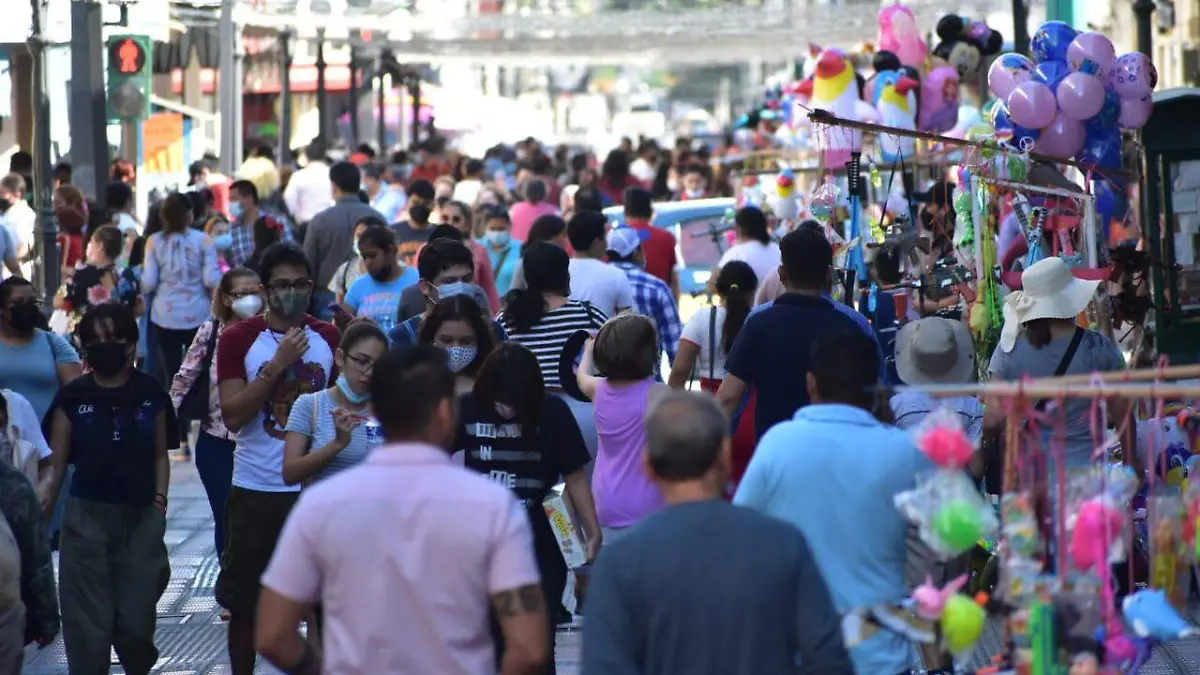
[27,0,57,303]
[70,0,112,206]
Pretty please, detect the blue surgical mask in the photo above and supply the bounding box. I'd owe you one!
[435,281,479,302]
[214,233,233,250]
[229,202,244,220]
[486,230,511,248]
[336,375,371,405]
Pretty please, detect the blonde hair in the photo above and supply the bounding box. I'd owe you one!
[237,156,281,202]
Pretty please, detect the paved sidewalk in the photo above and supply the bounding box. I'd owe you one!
[18,462,1200,674]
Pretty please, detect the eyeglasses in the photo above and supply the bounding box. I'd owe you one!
[344,352,375,373]
[267,280,314,293]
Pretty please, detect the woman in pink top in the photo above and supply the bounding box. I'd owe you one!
[508,179,560,242]
[576,314,667,543]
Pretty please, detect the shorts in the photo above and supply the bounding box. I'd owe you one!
[215,487,299,617]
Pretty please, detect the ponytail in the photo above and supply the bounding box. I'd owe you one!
[502,288,547,334]
[715,260,759,353]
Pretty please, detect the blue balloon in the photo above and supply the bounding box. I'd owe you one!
[1033,60,1071,92]
[1078,127,1123,169]
[1031,21,1078,64]
[1088,90,1122,132]
[1094,177,1129,242]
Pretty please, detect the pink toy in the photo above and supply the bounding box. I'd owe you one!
[911,573,968,619]
[878,4,928,70]
[918,425,974,469]
[919,65,961,133]
[1069,498,1124,572]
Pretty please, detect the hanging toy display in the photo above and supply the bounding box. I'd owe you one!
[932,14,1004,81]
[766,169,806,230]
[809,180,840,222]
[796,48,878,167]
[872,68,920,163]
[877,3,927,71]
[920,64,962,133]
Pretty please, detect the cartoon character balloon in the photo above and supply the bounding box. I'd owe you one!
[1031,21,1078,64]
[987,53,1036,99]
[874,69,920,162]
[920,66,961,133]
[796,48,879,166]
[877,4,927,70]
[932,14,1004,81]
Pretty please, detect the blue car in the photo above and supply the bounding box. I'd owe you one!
[603,197,737,296]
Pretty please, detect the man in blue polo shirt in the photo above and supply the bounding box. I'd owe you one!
[716,227,880,440]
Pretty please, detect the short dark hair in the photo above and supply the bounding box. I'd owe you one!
[572,186,605,214]
[623,187,652,218]
[371,345,456,440]
[306,139,327,163]
[340,319,388,353]
[428,224,464,243]
[257,242,312,284]
[91,225,124,260]
[8,152,32,174]
[76,302,139,347]
[419,295,497,377]
[810,330,881,409]
[159,193,192,233]
[186,191,208,221]
[646,390,729,481]
[471,343,545,437]
[592,314,658,380]
[357,224,396,251]
[873,243,903,285]
[106,181,133,210]
[408,179,436,201]
[779,227,832,290]
[356,215,387,230]
[417,239,474,282]
[465,158,484,176]
[53,162,72,183]
[329,161,361,194]
[567,211,608,251]
[524,179,547,204]
[231,179,260,203]
[526,215,566,247]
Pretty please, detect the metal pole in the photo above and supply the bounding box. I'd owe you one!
[68,0,111,206]
[27,0,56,303]
[348,38,359,145]
[1012,0,1031,56]
[316,28,328,144]
[218,0,236,174]
[279,31,293,166]
[1133,0,1156,57]
[232,17,244,166]
[410,76,420,149]
[376,52,387,154]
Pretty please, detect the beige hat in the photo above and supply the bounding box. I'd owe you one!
[999,257,1100,353]
[895,317,977,385]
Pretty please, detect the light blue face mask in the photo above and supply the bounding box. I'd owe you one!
[336,375,370,405]
[434,281,480,302]
[228,202,244,220]
[214,233,233,250]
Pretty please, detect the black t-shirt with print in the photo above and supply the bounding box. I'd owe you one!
[46,369,179,505]
[456,393,591,571]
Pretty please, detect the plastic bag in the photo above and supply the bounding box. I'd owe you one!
[896,469,999,558]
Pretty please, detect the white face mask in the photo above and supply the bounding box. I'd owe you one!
[231,295,263,320]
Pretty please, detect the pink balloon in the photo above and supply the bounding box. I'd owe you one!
[1107,52,1158,100]
[1056,72,1106,120]
[1066,32,1116,74]
[1007,81,1058,130]
[987,53,1035,100]
[1035,114,1086,159]
[1118,95,1153,129]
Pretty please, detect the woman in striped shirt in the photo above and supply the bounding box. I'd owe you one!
[497,242,606,457]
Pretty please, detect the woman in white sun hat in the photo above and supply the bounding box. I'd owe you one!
[984,257,1132,470]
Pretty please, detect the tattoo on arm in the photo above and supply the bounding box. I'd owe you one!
[493,584,544,618]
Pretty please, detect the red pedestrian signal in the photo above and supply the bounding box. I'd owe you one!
[109,38,146,75]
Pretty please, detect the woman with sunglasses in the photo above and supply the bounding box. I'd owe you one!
[442,200,501,314]
[281,319,388,485]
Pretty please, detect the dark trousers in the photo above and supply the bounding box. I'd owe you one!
[151,324,199,391]
[0,604,24,675]
[59,497,170,675]
[195,432,235,557]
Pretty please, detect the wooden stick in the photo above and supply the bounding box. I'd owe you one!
[806,108,1131,179]
[916,382,1200,399]
[896,364,1200,399]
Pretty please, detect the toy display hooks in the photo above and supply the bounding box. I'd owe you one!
[901,364,1200,674]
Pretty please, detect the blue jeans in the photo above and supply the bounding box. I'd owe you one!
[194,431,235,557]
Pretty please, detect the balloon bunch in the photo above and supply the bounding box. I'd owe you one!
[987,22,1157,166]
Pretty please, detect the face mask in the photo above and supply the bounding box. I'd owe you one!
[495,402,518,419]
[229,202,243,220]
[446,345,477,373]
[268,288,309,318]
[685,187,706,198]
[667,178,679,192]
[231,294,263,320]
[214,233,234,250]
[370,264,393,282]
[336,374,371,405]
[485,230,511,248]
[86,342,129,377]
[7,303,40,333]
[432,281,478,303]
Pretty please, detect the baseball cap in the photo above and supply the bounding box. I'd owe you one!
[606,227,642,259]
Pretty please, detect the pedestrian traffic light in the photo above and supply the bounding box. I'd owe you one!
[105,34,153,124]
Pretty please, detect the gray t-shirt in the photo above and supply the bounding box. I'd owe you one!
[390,221,433,268]
[285,389,384,483]
[988,329,1124,467]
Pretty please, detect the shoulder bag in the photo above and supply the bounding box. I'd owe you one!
[177,318,220,423]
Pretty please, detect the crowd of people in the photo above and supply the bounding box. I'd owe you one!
[0,132,1133,675]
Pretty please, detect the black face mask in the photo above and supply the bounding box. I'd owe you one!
[86,342,129,378]
[7,303,40,333]
[370,264,393,282]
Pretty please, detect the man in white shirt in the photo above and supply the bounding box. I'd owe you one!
[0,174,36,279]
[283,140,333,230]
[566,211,633,320]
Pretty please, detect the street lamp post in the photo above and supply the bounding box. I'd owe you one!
[316,28,328,144]
[1133,0,1156,57]
[27,0,58,304]
[279,31,293,166]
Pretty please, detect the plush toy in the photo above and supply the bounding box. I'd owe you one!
[933,14,1004,81]
[873,70,920,162]
[920,65,961,133]
[878,4,928,70]
[796,48,879,166]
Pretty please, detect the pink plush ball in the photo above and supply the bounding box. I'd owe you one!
[918,425,974,469]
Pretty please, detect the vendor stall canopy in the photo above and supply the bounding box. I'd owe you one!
[168,0,997,67]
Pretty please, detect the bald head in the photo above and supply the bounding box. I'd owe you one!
[645,390,729,481]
